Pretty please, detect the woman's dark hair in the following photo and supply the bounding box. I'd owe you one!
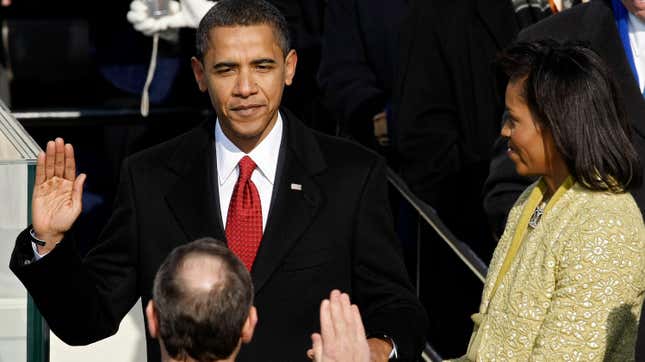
[497,40,641,192]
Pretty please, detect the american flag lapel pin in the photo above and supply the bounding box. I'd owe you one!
[290,183,302,191]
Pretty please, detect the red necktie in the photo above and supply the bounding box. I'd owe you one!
[226,156,263,270]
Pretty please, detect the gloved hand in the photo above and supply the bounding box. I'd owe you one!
[127,0,215,36]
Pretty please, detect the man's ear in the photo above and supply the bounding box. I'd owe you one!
[146,300,159,338]
[191,56,209,93]
[240,306,258,344]
[284,49,298,86]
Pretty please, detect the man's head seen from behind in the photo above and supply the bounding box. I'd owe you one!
[146,238,256,362]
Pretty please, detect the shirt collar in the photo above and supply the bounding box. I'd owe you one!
[215,113,283,186]
[629,12,645,34]
[628,13,645,66]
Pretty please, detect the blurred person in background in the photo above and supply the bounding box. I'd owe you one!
[394,0,584,265]
[317,0,407,155]
[0,0,207,260]
[1,0,190,108]
[456,40,645,361]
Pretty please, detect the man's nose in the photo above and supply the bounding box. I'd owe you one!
[234,69,258,97]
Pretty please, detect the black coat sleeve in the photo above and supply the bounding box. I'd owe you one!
[353,157,428,359]
[10,159,140,345]
[394,13,464,207]
[317,0,387,142]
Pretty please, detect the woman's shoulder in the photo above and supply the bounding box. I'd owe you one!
[561,184,645,246]
[570,184,643,220]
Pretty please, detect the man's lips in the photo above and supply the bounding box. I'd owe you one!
[229,104,266,117]
[628,0,645,11]
[230,104,265,111]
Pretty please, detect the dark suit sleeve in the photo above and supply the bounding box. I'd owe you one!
[352,157,427,359]
[269,0,324,53]
[394,7,465,208]
[317,0,386,141]
[9,160,140,345]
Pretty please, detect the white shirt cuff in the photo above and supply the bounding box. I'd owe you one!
[389,339,398,359]
[29,229,50,260]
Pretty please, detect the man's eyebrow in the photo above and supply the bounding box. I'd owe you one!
[251,58,277,65]
[213,62,238,69]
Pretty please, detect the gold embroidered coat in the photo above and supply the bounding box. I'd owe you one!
[458,180,645,361]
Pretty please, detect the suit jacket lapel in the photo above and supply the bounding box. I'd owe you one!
[165,120,225,243]
[250,110,326,294]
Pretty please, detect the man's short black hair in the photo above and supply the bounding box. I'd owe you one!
[152,238,253,362]
[497,39,642,192]
[195,0,291,60]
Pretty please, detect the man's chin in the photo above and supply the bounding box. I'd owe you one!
[636,10,645,21]
[235,131,265,141]
[229,123,272,143]
[623,1,645,19]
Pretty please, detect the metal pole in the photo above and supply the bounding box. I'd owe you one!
[26,163,49,362]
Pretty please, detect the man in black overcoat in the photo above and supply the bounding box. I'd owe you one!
[9,1,427,361]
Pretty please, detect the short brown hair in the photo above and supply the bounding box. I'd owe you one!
[152,238,253,361]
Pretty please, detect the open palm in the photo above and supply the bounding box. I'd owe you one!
[310,290,370,362]
[31,138,86,253]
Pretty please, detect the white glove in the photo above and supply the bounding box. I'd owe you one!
[127,0,215,36]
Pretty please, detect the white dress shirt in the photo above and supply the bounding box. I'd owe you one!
[628,13,645,92]
[215,113,283,231]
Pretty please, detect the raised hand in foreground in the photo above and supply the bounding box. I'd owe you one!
[32,138,86,254]
[309,290,371,362]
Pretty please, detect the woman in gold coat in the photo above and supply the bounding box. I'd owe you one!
[459,41,645,361]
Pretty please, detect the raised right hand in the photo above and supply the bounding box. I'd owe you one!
[309,290,370,362]
[32,138,86,254]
